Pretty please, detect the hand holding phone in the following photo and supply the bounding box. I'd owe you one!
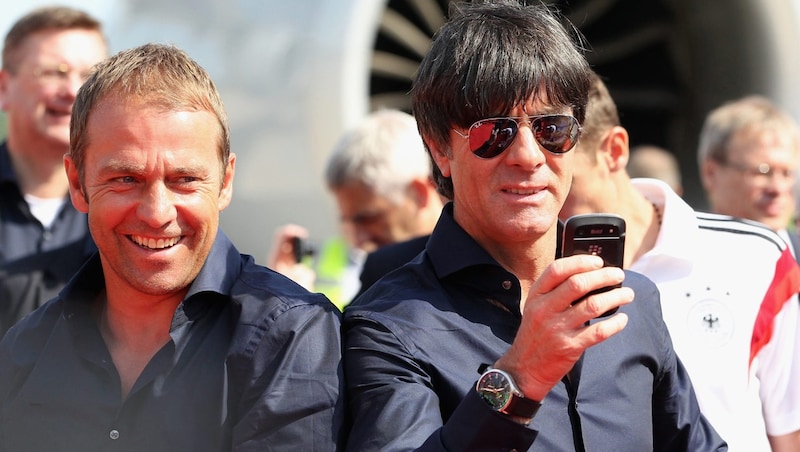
[291,236,316,264]
[561,213,626,317]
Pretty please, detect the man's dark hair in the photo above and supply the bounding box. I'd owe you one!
[411,0,593,199]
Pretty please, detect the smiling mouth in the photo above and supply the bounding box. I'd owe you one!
[129,235,181,250]
[505,188,539,195]
[45,106,71,118]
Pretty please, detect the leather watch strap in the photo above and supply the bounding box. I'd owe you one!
[505,392,541,418]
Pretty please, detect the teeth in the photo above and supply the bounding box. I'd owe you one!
[507,188,536,195]
[131,235,179,249]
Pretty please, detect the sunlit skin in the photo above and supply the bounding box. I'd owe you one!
[702,127,799,230]
[0,29,107,163]
[431,96,632,405]
[433,100,573,279]
[332,181,421,253]
[65,98,235,310]
[559,126,662,269]
[560,137,617,221]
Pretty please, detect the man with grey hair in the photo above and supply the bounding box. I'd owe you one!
[698,95,800,256]
[268,108,444,308]
[325,108,442,252]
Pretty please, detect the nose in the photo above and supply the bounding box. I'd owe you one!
[352,225,376,253]
[339,221,372,252]
[504,122,546,167]
[58,73,87,100]
[138,183,178,228]
[761,169,796,195]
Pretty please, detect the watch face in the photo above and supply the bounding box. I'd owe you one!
[477,370,512,410]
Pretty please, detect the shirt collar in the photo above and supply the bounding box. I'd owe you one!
[426,202,523,314]
[631,178,697,266]
[427,202,503,279]
[61,229,240,322]
[185,230,240,298]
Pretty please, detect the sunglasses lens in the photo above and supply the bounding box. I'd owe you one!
[469,118,519,158]
[465,115,580,158]
[533,115,579,154]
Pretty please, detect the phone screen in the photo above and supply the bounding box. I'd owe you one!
[562,214,625,269]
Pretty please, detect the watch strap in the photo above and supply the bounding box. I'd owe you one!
[504,392,541,418]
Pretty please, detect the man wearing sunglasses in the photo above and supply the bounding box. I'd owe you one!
[561,74,800,451]
[342,1,724,450]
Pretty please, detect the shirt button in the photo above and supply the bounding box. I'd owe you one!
[502,280,512,290]
[109,429,120,440]
[42,230,53,241]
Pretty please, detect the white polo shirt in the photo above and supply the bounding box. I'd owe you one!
[630,178,800,451]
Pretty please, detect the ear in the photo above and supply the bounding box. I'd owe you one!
[406,177,433,207]
[427,139,452,178]
[602,125,630,173]
[699,158,717,192]
[64,155,89,213]
[218,153,236,211]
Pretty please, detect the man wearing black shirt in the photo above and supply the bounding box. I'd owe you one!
[343,1,725,450]
[0,43,343,451]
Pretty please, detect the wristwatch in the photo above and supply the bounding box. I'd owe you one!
[475,367,541,422]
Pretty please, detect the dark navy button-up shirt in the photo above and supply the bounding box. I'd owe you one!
[343,203,726,451]
[0,141,96,337]
[0,231,344,451]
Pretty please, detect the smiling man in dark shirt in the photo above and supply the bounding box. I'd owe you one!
[0,43,343,451]
[342,1,725,450]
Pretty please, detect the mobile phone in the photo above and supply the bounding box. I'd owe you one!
[291,236,316,263]
[561,213,626,316]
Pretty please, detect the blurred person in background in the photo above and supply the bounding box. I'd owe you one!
[698,95,800,258]
[561,73,800,451]
[0,6,107,337]
[628,144,683,196]
[268,109,445,309]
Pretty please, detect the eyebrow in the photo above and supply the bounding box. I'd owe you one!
[98,160,210,177]
[98,160,144,175]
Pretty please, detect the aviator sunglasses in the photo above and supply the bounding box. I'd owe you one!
[453,114,582,158]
